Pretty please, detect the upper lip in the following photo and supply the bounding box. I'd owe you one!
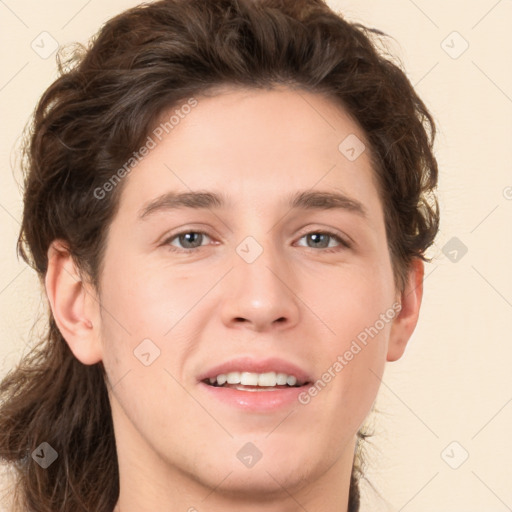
[197,357,313,384]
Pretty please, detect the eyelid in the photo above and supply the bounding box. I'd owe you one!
[161,225,352,253]
[158,223,219,244]
[294,225,352,249]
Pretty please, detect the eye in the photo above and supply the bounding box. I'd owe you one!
[295,230,351,252]
[162,229,351,253]
[162,231,213,252]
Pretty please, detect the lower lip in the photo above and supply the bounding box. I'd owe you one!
[198,382,308,412]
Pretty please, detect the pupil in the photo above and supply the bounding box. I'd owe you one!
[181,232,201,248]
[309,233,327,248]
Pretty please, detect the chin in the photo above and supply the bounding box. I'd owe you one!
[204,462,312,500]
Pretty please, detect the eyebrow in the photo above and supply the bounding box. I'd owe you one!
[138,189,368,220]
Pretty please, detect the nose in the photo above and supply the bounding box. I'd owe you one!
[219,241,301,333]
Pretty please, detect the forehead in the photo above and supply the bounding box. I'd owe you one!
[115,85,383,224]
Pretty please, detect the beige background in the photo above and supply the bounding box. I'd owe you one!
[1,1,511,510]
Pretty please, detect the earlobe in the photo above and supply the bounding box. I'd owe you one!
[45,239,103,365]
[386,258,424,362]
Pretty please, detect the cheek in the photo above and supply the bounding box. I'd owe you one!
[305,267,393,426]
[310,257,394,345]
[97,255,212,396]
[302,330,387,443]
[99,252,202,337]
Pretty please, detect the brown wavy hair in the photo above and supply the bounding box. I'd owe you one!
[0,0,439,510]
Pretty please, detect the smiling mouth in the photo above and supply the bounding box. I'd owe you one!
[199,368,314,410]
[202,371,311,390]
[201,379,309,391]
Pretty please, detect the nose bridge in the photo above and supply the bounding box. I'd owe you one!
[220,232,300,331]
[237,234,285,297]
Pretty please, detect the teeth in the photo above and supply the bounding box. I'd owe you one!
[226,372,240,384]
[276,373,288,385]
[241,372,259,386]
[258,372,277,386]
[207,371,303,387]
[286,375,297,386]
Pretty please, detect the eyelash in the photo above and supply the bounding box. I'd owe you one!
[161,229,351,254]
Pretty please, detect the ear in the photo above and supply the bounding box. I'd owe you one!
[45,239,103,365]
[387,258,424,362]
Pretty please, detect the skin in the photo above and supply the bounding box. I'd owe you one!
[45,85,423,512]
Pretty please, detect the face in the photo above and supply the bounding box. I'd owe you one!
[58,85,418,503]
